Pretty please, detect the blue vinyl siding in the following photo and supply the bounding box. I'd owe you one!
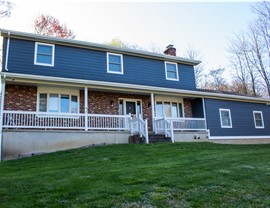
[6,38,196,90]
[205,98,270,136]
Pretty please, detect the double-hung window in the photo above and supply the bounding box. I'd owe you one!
[156,101,183,118]
[38,88,79,114]
[219,109,232,128]
[165,62,179,81]
[253,111,264,128]
[34,42,55,66]
[107,53,123,74]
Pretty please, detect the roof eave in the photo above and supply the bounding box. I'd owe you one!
[0,29,201,66]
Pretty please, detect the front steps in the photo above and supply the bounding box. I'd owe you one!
[129,133,171,144]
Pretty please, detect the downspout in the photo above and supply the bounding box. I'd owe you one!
[0,75,6,161]
[4,31,10,72]
[0,32,10,161]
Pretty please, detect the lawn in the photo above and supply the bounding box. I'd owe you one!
[0,142,270,208]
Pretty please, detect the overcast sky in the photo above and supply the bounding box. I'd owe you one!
[0,0,259,76]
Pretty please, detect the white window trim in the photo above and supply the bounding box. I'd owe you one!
[34,42,55,67]
[107,52,124,74]
[219,108,232,128]
[253,111,264,129]
[119,98,142,117]
[37,87,80,114]
[165,61,179,81]
[155,101,184,118]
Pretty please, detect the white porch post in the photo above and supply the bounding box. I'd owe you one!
[151,93,155,132]
[202,97,208,129]
[84,87,88,131]
[0,78,6,161]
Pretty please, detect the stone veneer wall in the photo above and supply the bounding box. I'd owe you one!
[4,84,37,111]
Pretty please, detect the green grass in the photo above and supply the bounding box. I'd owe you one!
[1,143,270,208]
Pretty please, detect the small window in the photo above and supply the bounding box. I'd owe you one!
[34,42,55,66]
[107,53,123,74]
[219,109,232,128]
[165,62,179,81]
[253,111,264,128]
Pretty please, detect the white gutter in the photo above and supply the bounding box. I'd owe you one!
[2,72,270,104]
[4,31,10,71]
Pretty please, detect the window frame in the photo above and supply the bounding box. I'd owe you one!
[155,101,184,118]
[165,61,179,81]
[34,42,55,67]
[37,87,79,115]
[253,111,264,129]
[219,108,232,128]
[107,52,124,74]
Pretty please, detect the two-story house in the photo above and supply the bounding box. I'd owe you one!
[1,30,270,160]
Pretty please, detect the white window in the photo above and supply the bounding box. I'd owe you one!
[107,53,123,74]
[37,87,79,114]
[253,111,264,128]
[155,101,183,118]
[165,62,179,81]
[34,42,55,66]
[219,109,232,128]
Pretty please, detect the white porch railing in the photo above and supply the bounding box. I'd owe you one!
[154,117,174,143]
[130,115,149,144]
[169,118,207,131]
[3,111,131,131]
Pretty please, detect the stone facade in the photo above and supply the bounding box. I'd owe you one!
[4,84,37,111]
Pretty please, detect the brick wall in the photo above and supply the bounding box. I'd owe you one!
[4,84,37,111]
[183,98,192,118]
[80,90,152,130]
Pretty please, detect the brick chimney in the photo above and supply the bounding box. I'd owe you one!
[164,44,176,56]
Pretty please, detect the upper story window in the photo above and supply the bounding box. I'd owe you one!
[219,108,232,128]
[107,53,123,74]
[34,42,55,67]
[253,111,264,128]
[165,62,179,81]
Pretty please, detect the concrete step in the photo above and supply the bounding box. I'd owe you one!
[148,134,171,143]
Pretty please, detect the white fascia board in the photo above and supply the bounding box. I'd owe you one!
[2,72,270,104]
[0,29,201,66]
[209,136,270,140]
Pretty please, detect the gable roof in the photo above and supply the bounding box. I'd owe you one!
[0,29,201,66]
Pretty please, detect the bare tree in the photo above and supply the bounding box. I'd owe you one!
[184,46,205,88]
[229,33,259,96]
[0,0,12,18]
[206,68,229,91]
[34,14,75,39]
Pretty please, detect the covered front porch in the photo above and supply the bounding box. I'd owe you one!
[1,82,208,141]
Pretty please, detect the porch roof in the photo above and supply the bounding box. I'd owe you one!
[2,72,270,104]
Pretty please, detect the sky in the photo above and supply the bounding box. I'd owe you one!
[0,0,260,77]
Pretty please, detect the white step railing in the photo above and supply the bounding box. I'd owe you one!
[154,117,174,143]
[130,115,149,143]
[3,111,131,131]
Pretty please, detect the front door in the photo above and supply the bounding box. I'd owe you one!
[125,101,136,116]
